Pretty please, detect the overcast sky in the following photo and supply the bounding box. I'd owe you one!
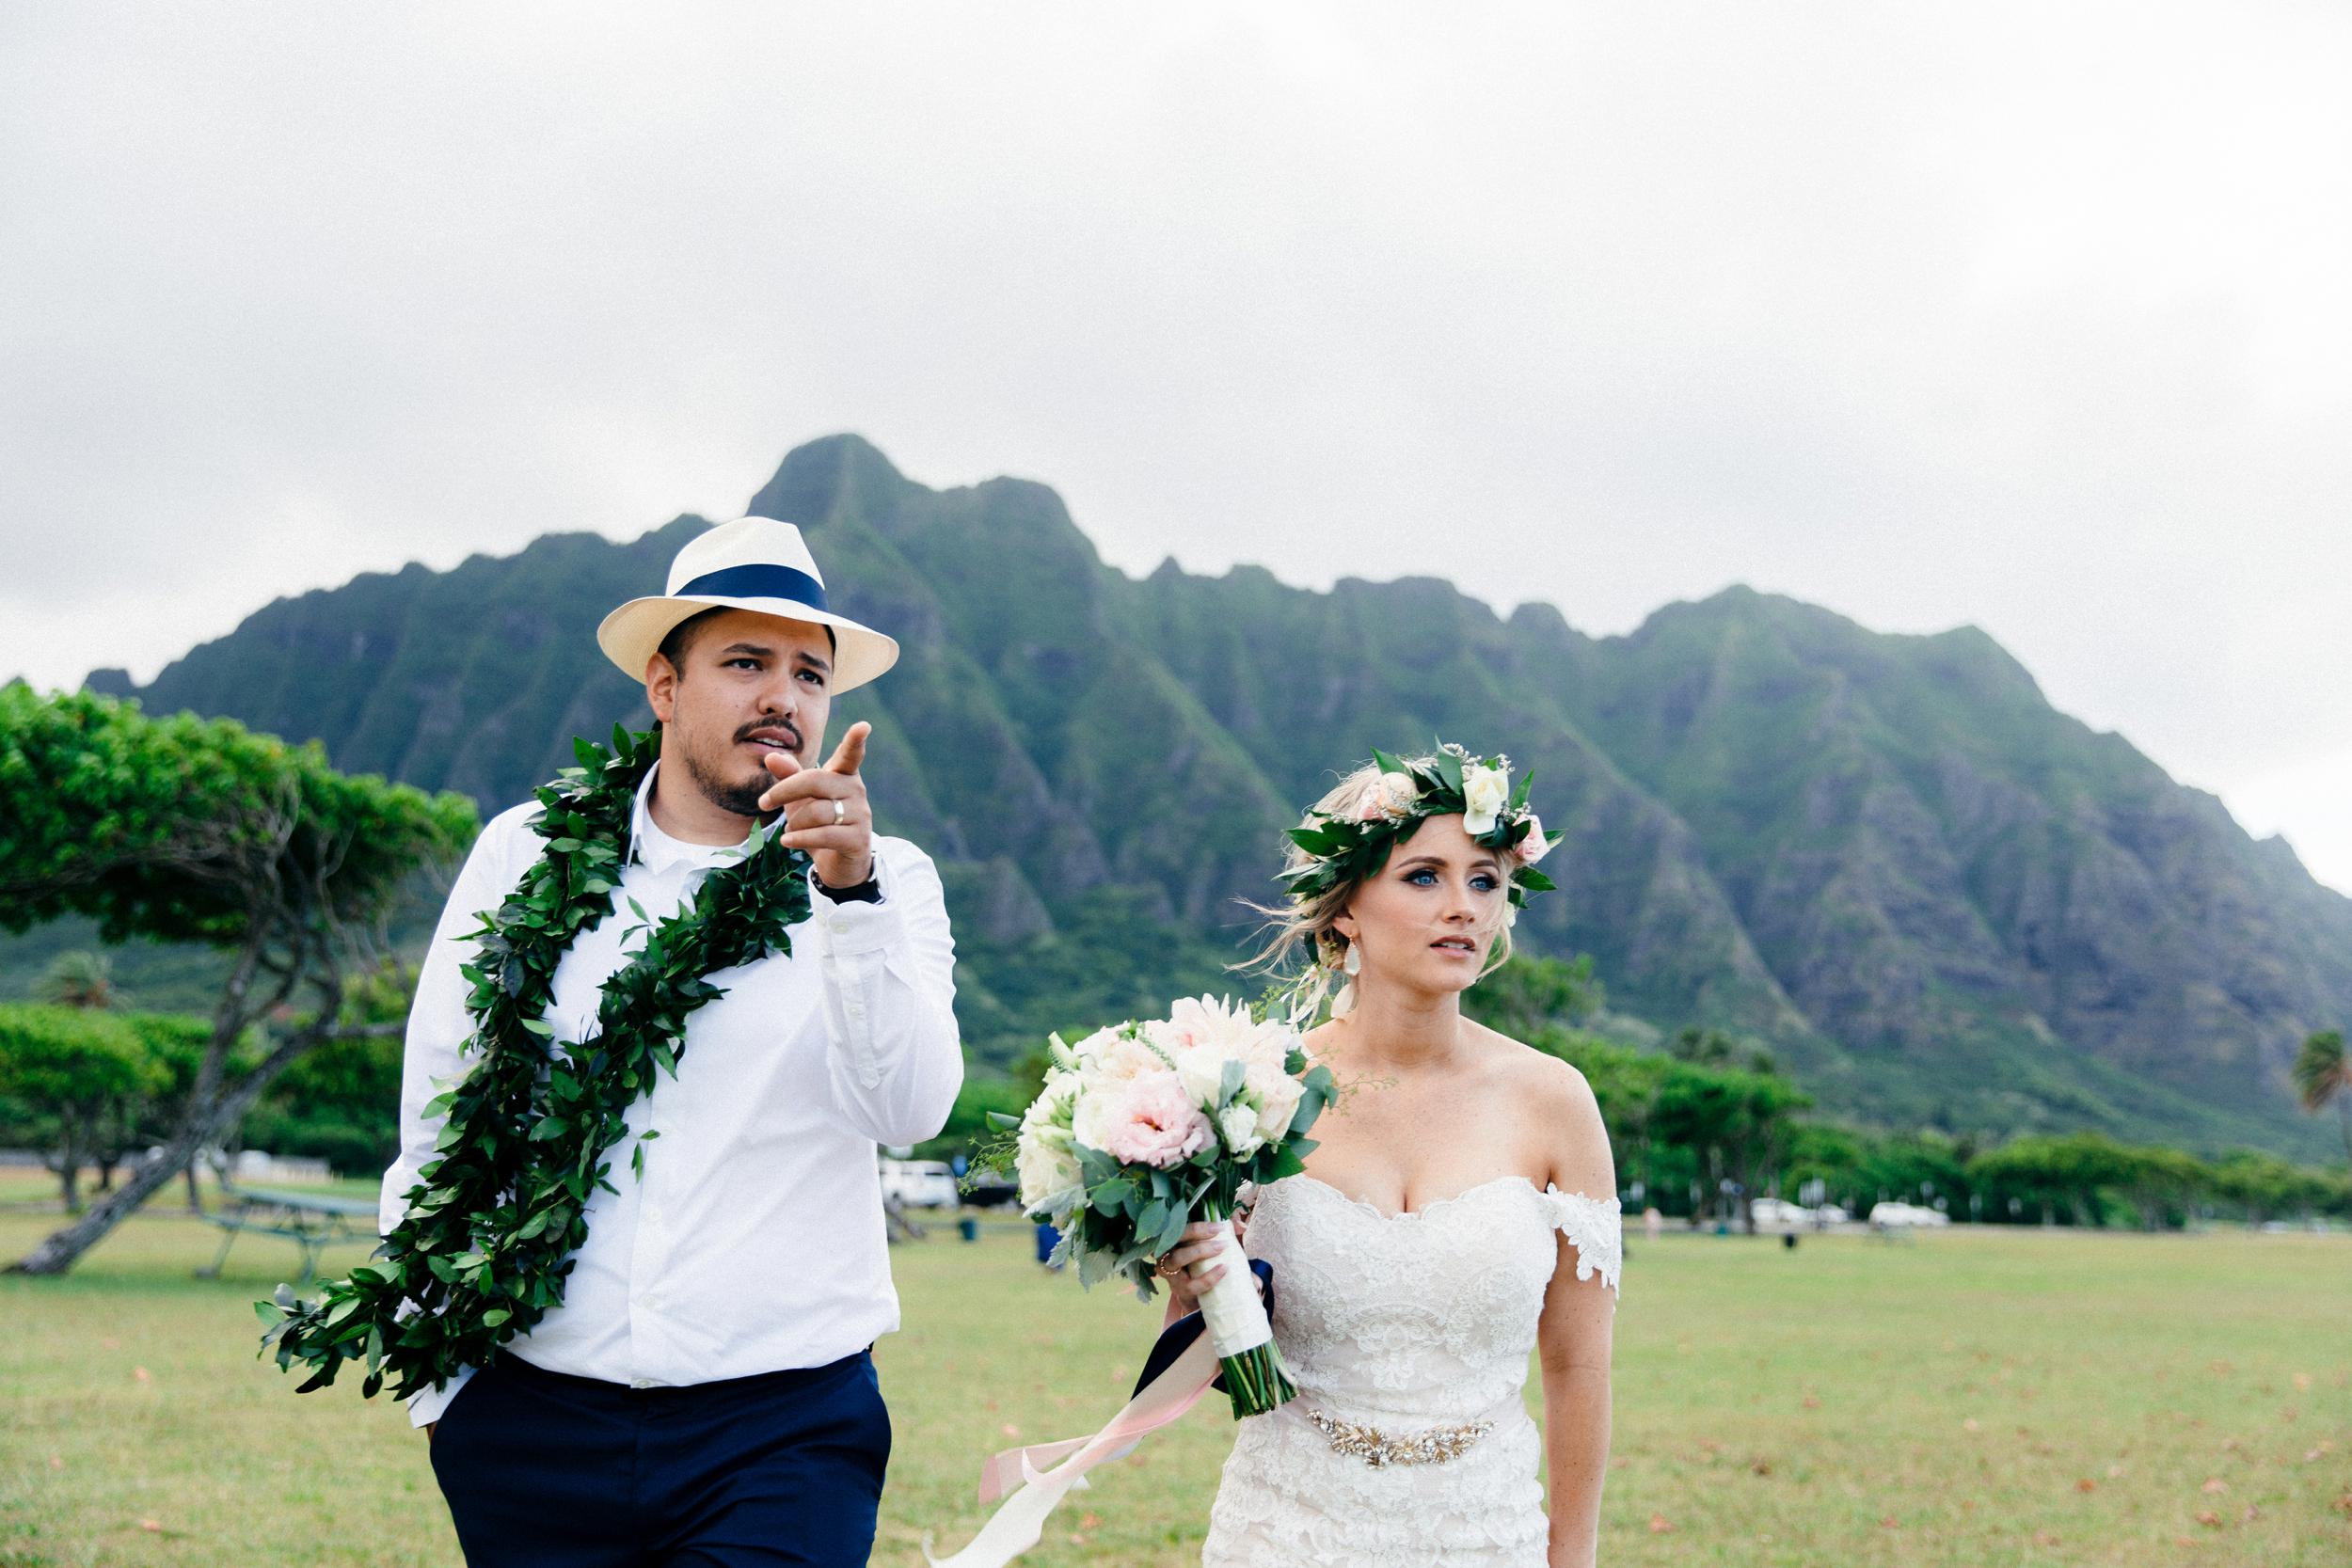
[5,3,2347,893]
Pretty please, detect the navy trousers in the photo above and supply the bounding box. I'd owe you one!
[429,1350,890,1567]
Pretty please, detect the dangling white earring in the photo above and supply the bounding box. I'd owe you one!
[1343,942,1362,976]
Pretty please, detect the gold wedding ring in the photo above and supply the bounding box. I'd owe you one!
[832,798,847,826]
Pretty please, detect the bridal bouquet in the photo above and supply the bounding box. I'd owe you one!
[996,995,1335,1417]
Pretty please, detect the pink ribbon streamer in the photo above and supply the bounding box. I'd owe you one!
[923,1331,1223,1566]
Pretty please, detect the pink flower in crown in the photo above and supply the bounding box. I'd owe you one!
[1513,815,1553,865]
[1094,1071,1215,1168]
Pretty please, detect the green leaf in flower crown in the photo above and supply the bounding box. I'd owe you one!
[1516,867,1558,893]
[1370,747,1406,778]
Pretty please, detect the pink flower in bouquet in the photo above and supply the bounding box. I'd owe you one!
[1089,1031,1165,1084]
[1513,814,1552,865]
[1093,1071,1214,1168]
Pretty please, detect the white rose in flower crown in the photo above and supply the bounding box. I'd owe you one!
[1462,763,1510,835]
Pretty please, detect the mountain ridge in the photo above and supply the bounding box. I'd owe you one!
[43,432,2351,1161]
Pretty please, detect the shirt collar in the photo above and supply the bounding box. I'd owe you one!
[628,761,755,875]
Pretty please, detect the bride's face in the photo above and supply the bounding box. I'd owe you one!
[1334,814,1507,998]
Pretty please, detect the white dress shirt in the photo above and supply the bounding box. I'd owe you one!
[381,762,963,1427]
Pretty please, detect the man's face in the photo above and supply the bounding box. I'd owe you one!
[644,608,835,819]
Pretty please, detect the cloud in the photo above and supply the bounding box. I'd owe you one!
[3,2,2346,888]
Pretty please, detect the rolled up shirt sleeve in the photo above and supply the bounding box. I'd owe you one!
[811,838,964,1146]
[379,803,531,1428]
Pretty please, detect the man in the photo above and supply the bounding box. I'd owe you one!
[384,516,963,1565]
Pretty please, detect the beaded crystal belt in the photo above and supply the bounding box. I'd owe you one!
[1303,1407,1495,1468]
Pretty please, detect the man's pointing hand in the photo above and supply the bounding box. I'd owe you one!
[757,720,874,889]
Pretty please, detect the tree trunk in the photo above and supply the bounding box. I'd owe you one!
[8,1030,321,1276]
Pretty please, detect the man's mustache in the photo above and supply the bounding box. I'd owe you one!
[735,719,803,753]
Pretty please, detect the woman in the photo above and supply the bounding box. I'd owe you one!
[1162,746,1619,1568]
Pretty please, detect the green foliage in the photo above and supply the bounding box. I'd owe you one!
[0,1003,167,1208]
[242,1027,405,1177]
[0,685,475,949]
[262,727,813,1401]
[949,887,1242,1070]
[0,1004,163,1124]
[912,1075,1032,1163]
[36,949,121,1009]
[1461,951,1602,1038]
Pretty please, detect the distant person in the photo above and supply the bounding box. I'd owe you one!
[384,519,963,1565]
[1154,745,1619,1568]
[1644,1205,1663,1242]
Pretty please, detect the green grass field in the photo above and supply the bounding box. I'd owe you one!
[3,1172,2347,1567]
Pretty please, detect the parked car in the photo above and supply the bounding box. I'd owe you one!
[1750,1196,1811,1227]
[1868,1200,1950,1227]
[880,1159,961,1210]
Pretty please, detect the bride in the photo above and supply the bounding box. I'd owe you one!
[1160,747,1620,1568]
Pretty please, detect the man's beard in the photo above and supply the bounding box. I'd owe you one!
[681,731,788,820]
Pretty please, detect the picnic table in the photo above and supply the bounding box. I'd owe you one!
[197,1180,377,1284]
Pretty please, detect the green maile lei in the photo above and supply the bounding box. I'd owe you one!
[257,725,811,1400]
[1279,742,1561,911]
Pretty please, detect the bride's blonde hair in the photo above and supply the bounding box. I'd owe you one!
[1239,756,1517,1022]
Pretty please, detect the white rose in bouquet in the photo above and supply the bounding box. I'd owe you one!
[1247,1057,1306,1142]
[1462,762,1510,835]
[1216,1101,1264,1158]
[1016,1132,1083,1210]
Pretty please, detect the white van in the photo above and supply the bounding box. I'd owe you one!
[880,1159,961,1210]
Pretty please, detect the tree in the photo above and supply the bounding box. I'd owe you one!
[0,1004,165,1211]
[1648,1056,1811,1232]
[2291,1029,2351,1166]
[0,687,475,1275]
[1463,952,1603,1037]
[36,949,122,1010]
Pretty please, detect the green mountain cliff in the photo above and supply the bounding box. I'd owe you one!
[47,435,2352,1160]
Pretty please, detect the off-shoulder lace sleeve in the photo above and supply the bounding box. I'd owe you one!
[1541,1184,1623,1296]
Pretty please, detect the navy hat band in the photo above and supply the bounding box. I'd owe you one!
[675,562,828,611]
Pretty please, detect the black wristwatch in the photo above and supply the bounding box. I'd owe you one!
[815,870,883,905]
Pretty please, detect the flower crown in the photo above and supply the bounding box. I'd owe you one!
[1279,742,1561,914]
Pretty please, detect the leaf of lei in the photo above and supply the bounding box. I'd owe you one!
[256,726,812,1400]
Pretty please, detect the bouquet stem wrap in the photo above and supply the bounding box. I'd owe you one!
[1193,1204,1295,1418]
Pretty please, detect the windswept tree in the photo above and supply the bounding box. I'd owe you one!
[2292,1029,2351,1165]
[0,686,474,1275]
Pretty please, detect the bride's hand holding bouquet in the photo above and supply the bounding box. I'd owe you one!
[997,993,1334,1417]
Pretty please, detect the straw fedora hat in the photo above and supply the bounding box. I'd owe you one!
[596,517,899,693]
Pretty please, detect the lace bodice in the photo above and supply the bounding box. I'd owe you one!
[1200,1174,1620,1566]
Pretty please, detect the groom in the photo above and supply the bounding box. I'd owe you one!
[383,517,964,1565]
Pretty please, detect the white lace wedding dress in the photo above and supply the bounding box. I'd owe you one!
[1200,1174,1622,1567]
